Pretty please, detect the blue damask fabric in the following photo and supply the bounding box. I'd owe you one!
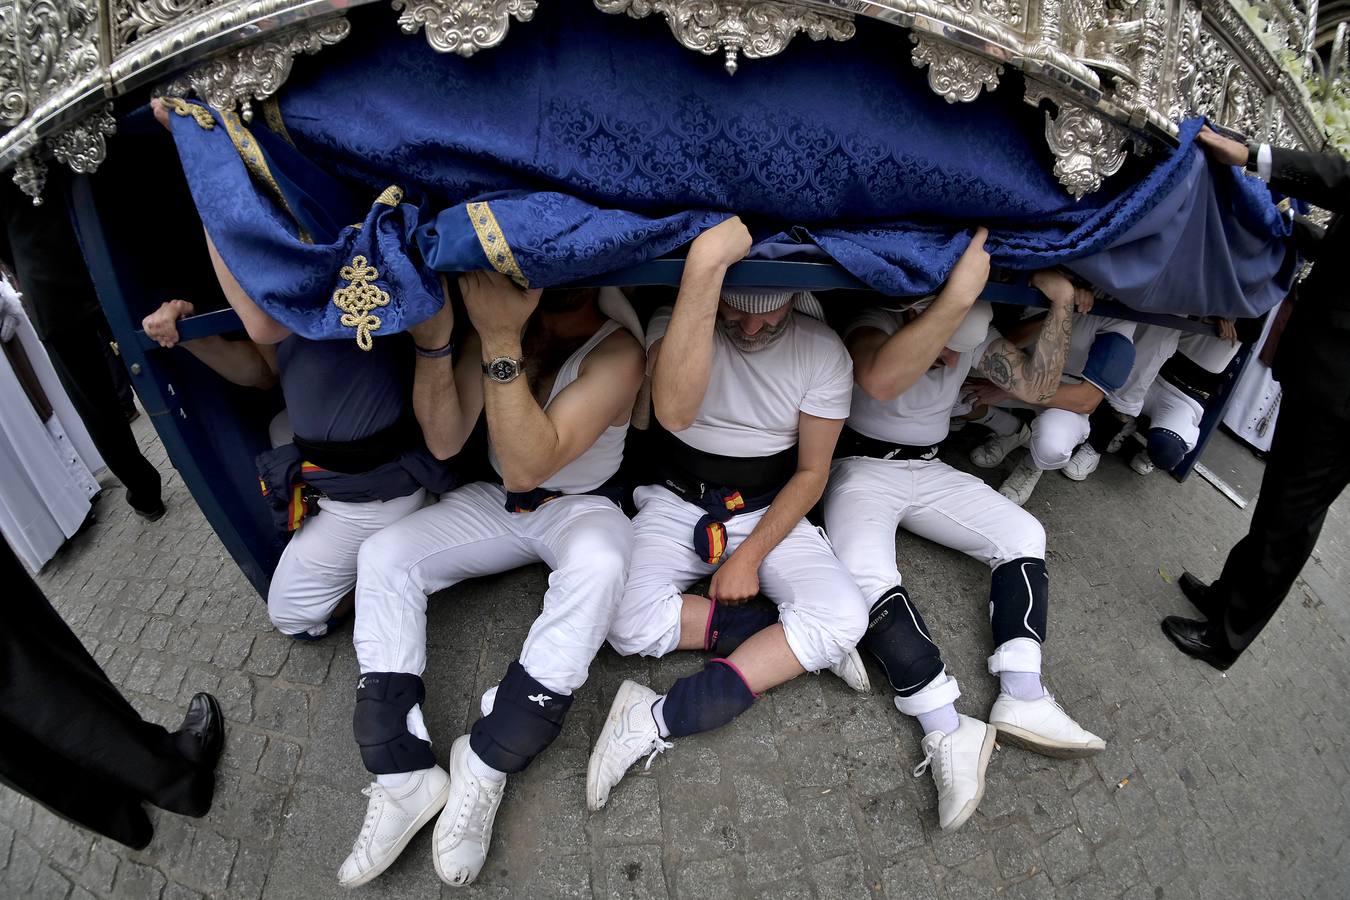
[164,3,1294,341]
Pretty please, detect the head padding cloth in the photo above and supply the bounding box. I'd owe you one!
[721,288,825,321]
[947,301,995,353]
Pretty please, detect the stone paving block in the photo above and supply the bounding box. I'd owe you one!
[163,883,205,900]
[5,838,40,893]
[810,852,872,900]
[244,633,291,678]
[256,738,302,785]
[661,785,740,860]
[278,642,334,685]
[671,858,735,900]
[112,859,167,899]
[225,845,270,900]
[601,777,664,845]
[857,791,926,863]
[529,855,593,900]
[1039,826,1090,886]
[795,791,858,861]
[881,853,939,900]
[600,845,667,900]
[33,863,73,899]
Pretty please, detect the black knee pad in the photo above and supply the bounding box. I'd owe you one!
[352,672,436,775]
[662,658,756,738]
[990,558,1049,647]
[1146,428,1187,471]
[470,660,573,774]
[707,598,779,656]
[858,586,945,697]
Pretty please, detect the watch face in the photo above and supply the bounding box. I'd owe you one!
[488,358,519,382]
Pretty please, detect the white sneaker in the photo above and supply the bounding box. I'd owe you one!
[1105,417,1137,454]
[338,766,451,888]
[970,423,1031,468]
[1130,451,1156,475]
[988,692,1106,758]
[433,736,505,887]
[1062,444,1101,482]
[586,680,673,811]
[827,648,871,692]
[998,457,1044,506]
[914,715,997,832]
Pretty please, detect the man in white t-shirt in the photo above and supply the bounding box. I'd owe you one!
[588,217,869,811]
[824,235,1105,832]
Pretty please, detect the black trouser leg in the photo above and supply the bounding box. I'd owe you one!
[0,544,212,831]
[43,320,161,512]
[1213,394,1350,650]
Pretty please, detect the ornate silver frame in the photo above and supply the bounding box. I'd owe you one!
[0,0,1332,202]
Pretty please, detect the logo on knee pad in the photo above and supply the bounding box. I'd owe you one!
[528,693,552,706]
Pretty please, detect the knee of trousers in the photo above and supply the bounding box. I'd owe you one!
[1028,424,1077,470]
[780,587,868,671]
[989,557,1049,653]
[470,660,574,774]
[988,514,1047,567]
[859,586,945,697]
[607,585,682,658]
[352,672,435,774]
[355,527,422,593]
[1145,428,1189,471]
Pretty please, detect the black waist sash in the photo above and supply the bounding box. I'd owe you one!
[290,418,415,474]
[835,426,941,462]
[1159,354,1225,403]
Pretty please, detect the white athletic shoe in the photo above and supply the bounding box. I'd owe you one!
[827,648,871,692]
[998,457,1044,506]
[1062,444,1101,482]
[433,736,505,887]
[338,765,451,888]
[1130,451,1156,476]
[914,715,997,832]
[970,424,1031,468]
[1105,417,1137,454]
[587,680,673,811]
[988,692,1105,758]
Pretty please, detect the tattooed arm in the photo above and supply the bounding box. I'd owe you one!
[969,271,1085,404]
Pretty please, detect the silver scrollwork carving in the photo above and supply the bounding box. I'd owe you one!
[1029,88,1128,198]
[12,154,48,205]
[0,3,26,126]
[48,104,117,174]
[391,0,539,57]
[909,33,1002,103]
[162,16,350,121]
[112,0,216,54]
[594,1,856,75]
[19,0,102,108]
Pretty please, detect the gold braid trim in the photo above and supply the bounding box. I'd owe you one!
[375,185,404,207]
[258,97,295,147]
[465,201,528,288]
[161,97,215,130]
[332,255,391,351]
[218,108,313,245]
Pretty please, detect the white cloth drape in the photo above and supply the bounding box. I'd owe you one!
[1222,310,1281,454]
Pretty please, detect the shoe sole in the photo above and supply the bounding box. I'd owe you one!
[339,777,452,889]
[1060,465,1096,482]
[943,724,998,832]
[586,681,647,812]
[990,723,1105,759]
[433,740,493,888]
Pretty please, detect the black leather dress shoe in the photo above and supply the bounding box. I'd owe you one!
[1161,616,1239,671]
[174,692,225,769]
[1178,572,1220,620]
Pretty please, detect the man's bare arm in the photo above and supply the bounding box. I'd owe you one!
[203,230,292,345]
[971,271,1081,404]
[142,299,277,389]
[408,280,482,460]
[850,228,990,402]
[651,217,751,432]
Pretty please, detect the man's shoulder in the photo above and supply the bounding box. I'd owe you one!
[793,312,848,349]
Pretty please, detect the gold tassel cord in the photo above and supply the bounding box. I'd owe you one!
[332,255,391,351]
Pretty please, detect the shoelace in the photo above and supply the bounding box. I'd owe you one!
[642,739,674,771]
[911,739,952,785]
[354,784,385,847]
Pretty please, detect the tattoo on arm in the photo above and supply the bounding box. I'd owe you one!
[974,303,1073,403]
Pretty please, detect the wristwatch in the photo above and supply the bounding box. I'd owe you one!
[482,356,524,384]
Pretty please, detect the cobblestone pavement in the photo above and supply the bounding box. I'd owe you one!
[4,416,1350,900]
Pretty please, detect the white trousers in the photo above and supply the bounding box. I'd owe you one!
[607,485,868,673]
[267,490,426,636]
[823,457,1046,605]
[1028,407,1090,470]
[353,481,632,695]
[1142,379,1203,453]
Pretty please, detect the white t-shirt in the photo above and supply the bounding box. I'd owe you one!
[646,307,853,456]
[843,308,998,446]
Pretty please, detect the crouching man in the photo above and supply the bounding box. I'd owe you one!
[825,234,1104,832]
[339,274,645,887]
[590,217,870,810]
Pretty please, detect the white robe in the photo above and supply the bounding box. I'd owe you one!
[1222,311,1281,454]
[0,282,104,573]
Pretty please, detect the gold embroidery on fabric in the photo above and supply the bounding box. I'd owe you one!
[162,97,215,130]
[375,185,404,207]
[259,97,295,147]
[332,255,391,351]
[218,108,313,244]
[465,201,528,288]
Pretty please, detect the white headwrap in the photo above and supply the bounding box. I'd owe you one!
[720,288,824,321]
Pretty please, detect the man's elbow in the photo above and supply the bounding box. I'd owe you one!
[653,399,695,434]
[858,370,900,404]
[246,370,279,391]
[499,460,551,494]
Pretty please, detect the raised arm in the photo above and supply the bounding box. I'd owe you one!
[142,299,278,389]
[407,277,483,460]
[849,228,990,402]
[463,272,645,492]
[204,230,292,345]
[708,411,844,604]
[650,217,752,432]
[969,270,1081,404]
[1196,125,1350,214]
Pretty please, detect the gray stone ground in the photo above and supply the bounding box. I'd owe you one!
[4,415,1350,900]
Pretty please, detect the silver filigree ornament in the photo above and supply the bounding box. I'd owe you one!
[13,155,48,205]
[594,1,855,75]
[48,104,117,174]
[0,1,26,127]
[392,0,538,56]
[112,0,215,54]
[909,33,1002,103]
[162,16,351,122]
[1031,92,1128,198]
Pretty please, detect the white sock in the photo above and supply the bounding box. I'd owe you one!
[467,747,508,783]
[977,407,1023,437]
[1000,671,1045,700]
[651,696,671,738]
[377,771,412,789]
[916,703,960,737]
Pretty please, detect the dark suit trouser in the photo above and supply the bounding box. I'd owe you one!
[1213,391,1350,651]
[0,543,213,848]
